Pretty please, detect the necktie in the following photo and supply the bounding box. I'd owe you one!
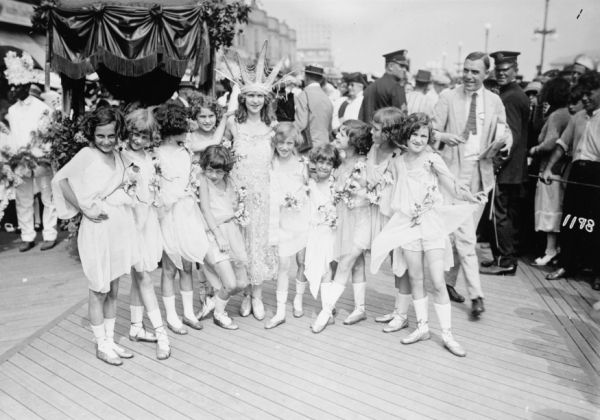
[463,92,478,138]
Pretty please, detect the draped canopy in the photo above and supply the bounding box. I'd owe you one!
[48,0,210,103]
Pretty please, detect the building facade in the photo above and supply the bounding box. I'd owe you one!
[232,1,297,69]
[295,19,334,69]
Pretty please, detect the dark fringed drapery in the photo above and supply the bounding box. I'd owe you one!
[48,2,210,104]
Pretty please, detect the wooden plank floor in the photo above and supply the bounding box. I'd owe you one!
[1,237,600,419]
[0,232,86,359]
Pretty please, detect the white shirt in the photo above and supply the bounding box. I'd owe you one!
[332,92,364,130]
[407,90,437,117]
[463,86,485,161]
[5,96,50,152]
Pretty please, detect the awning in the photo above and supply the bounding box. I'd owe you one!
[48,2,209,80]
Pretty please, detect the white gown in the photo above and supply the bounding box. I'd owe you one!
[121,148,163,272]
[155,143,208,269]
[304,178,336,298]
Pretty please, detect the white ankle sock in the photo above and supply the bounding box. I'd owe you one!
[352,282,366,312]
[147,309,164,329]
[91,323,106,345]
[104,318,116,344]
[180,290,196,320]
[396,293,412,317]
[434,302,452,331]
[214,296,228,316]
[162,295,182,327]
[275,291,288,318]
[130,305,144,325]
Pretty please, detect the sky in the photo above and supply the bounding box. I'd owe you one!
[260,0,600,80]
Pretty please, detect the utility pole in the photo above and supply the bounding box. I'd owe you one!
[534,0,555,75]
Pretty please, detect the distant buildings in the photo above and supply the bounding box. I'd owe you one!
[232,1,297,68]
[295,19,334,69]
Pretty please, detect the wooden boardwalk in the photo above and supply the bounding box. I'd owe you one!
[1,235,599,419]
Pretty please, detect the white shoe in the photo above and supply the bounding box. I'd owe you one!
[155,328,171,360]
[129,324,158,342]
[343,308,367,325]
[110,342,134,359]
[375,312,395,323]
[214,312,239,330]
[442,330,466,357]
[311,310,333,334]
[239,295,251,317]
[533,251,558,266]
[382,315,408,333]
[401,322,430,344]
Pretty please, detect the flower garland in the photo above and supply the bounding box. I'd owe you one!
[0,148,23,221]
[333,160,366,209]
[366,170,393,205]
[122,163,141,197]
[233,186,250,226]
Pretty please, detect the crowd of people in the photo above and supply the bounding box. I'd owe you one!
[1,41,599,366]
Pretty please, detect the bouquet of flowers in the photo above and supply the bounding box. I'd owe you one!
[189,161,203,201]
[317,202,338,229]
[333,161,365,209]
[283,192,300,210]
[234,186,250,226]
[149,155,163,207]
[366,170,393,205]
[123,163,141,197]
[410,185,437,227]
[32,110,86,170]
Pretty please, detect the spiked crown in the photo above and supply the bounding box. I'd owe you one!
[218,41,286,96]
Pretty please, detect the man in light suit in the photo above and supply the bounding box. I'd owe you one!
[433,51,512,318]
[294,65,333,152]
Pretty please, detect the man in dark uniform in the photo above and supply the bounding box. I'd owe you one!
[358,50,408,123]
[480,51,530,275]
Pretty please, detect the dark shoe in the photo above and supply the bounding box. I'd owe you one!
[480,257,497,268]
[546,267,567,281]
[19,241,35,252]
[480,264,517,276]
[40,240,56,251]
[446,285,465,303]
[471,297,485,317]
[592,278,600,291]
[182,316,203,330]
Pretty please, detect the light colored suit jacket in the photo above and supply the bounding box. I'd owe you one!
[294,83,333,148]
[433,86,511,193]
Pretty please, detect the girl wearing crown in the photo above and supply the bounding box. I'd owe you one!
[222,42,283,321]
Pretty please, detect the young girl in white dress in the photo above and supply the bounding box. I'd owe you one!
[304,144,341,327]
[312,119,373,333]
[154,102,209,334]
[367,107,411,334]
[121,108,170,360]
[52,107,138,366]
[196,145,249,330]
[265,122,310,329]
[370,113,487,357]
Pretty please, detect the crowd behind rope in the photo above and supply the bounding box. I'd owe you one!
[1,45,599,366]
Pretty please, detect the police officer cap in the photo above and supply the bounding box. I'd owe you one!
[490,51,520,65]
[383,50,409,67]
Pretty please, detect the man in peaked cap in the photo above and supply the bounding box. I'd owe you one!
[358,50,408,123]
[333,72,367,130]
[480,51,530,276]
[294,64,334,152]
